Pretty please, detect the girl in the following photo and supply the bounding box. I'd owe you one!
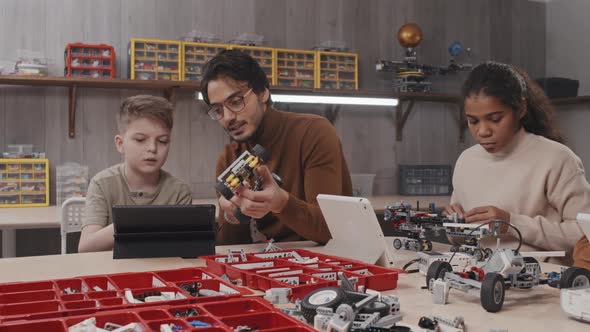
[444,61,590,265]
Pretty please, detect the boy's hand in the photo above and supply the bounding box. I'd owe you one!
[231,165,289,219]
[465,205,510,233]
[218,196,240,224]
[444,203,465,219]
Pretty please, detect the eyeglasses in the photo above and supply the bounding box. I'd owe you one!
[207,88,254,120]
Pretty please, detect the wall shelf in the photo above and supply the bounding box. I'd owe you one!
[0,76,199,138]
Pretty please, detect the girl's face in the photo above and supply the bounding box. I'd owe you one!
[464,93,526,153]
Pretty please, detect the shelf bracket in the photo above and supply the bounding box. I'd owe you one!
[395,99,415,141]
[163,87,177,105]
[325,105,340,124]
[68,85,78,138]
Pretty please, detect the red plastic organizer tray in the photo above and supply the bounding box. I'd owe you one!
[0,297,315,332]
[0,267,246,324]
[64,43,116,78]
[202,249,404,302]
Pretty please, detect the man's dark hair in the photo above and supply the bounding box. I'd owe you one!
[200,49,271,106]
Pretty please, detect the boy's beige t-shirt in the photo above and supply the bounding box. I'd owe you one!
[82,164,193,228]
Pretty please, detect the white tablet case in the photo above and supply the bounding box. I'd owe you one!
[317,194,395,268]
[577,213,590,238]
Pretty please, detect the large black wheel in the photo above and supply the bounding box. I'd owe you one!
[252,144,270,162]
[301,287,346,323]
[215,181,234,200]
[426,261,453,288]
[480,273,505,313]
[560,266,590,289]
[359,300,390,317]
[484,248,494,258]
[393,238,402,250]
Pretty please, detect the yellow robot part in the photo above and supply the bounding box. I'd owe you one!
[226,174,236,183]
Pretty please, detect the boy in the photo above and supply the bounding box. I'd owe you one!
[78,95,192,252]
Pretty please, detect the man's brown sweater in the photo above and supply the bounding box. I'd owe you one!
[215,107,352,245]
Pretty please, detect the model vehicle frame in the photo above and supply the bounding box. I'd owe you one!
[425,221,590,312]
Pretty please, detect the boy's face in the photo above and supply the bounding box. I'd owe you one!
[115,117,171,176]
[206,76,269,142]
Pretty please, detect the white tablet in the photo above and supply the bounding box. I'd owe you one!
[316,194,395,268]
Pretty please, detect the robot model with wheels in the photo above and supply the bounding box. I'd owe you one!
[425,221,590,313]
[214,144,282,224]
[443,222,496,262]
[376,23,472,93]
[385,202,460,253]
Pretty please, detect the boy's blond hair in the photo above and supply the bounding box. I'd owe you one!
[118,95,174,133]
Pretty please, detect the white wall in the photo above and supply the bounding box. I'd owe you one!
[546,0,590,95]
[546,0,590,179]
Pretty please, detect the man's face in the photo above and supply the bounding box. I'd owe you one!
[206,77,268,142]
[465,93,525,154]
[115,117,171,176]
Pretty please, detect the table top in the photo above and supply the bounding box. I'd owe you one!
[0,239,585,332]
[0,195,450,229]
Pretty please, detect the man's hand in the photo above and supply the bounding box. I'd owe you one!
[444,203,465,219]
[218,196,240,224]
[231,165,289,219]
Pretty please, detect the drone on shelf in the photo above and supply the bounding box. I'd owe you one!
[376,23,473,92]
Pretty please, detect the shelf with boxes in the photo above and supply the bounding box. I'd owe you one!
[64,43,116,79]
[182,42,228,82]
[56,163,88,206]
[129,39,181,81]
[228,45,276,85]
[275,49,316,89]
[0,159,49,207]
[316,51,358,90]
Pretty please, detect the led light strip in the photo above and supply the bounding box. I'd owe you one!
[197,92,398,106]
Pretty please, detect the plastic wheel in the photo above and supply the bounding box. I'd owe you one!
[424,240,433,252]
[359,300,390,317]
[473,249,484,262]
[393,238,402,250]
[215,181,234,200]
[426,261,453,288]
[480,272,505,313]
[301,287,346,323]
[416,241,424,252]
[484,248,494,258]
[252,144,270,162]
[560,266,590,289]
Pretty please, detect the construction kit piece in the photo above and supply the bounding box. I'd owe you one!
[215,144,282,224]
[425,221,590,312]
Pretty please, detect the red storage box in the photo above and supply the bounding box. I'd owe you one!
[64,43,116,78]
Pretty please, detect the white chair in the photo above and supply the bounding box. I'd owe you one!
[60,197,86,255]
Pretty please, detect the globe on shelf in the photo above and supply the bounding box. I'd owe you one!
[397,23,423,48]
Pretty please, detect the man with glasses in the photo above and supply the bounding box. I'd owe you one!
[200,49,352,245]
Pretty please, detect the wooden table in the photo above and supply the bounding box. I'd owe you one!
[0,195,450,258]
[0,240,585,332]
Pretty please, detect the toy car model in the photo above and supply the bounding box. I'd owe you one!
[215,144,282,224]
[426,247,590,313]
[298,273,403,331]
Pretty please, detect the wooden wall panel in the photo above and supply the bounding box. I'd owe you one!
[284,0,318,49]
[254,0,287,48]
[0,0,561,255]
[221,0,256,42]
